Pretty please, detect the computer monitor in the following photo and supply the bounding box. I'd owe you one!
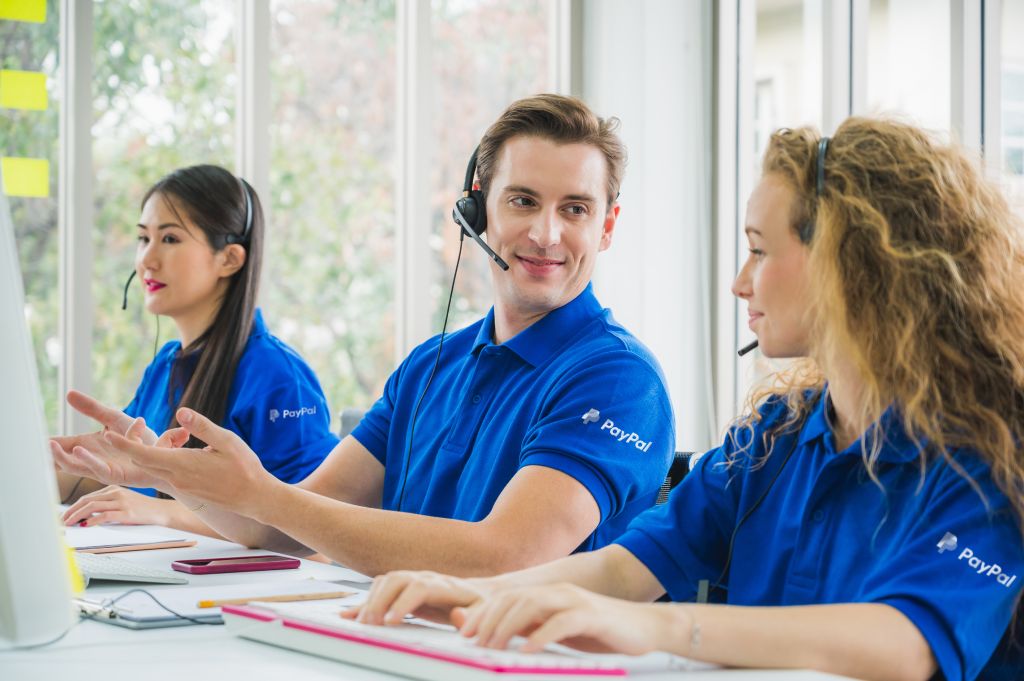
[0,168,76,648]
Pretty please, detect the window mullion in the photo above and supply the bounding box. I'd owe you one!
[58,0,94,436]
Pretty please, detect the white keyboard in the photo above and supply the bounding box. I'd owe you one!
[270,601,615,669]
[224,600,706,679]
[74,552,188,585]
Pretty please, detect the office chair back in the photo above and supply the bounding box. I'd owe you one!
[656,451,695,504]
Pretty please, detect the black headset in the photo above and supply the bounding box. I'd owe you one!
[737,136,830,358]
[121,176,253,310]
[451,147,509,271]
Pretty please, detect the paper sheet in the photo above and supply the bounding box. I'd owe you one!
[63,524,188,550]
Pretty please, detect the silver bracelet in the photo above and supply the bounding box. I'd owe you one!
[681,606,701,654]
[689,613,702,653]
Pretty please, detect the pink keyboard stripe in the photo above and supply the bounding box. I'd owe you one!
[224,606,627,677]
[224,605,276,622]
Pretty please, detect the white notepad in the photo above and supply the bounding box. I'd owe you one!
[64,525,192,551]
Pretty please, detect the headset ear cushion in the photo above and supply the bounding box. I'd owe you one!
[455,191,487,235]
[468,189,487,234]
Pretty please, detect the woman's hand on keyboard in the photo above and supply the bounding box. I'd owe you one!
[457,582,685,657]
[344,570,498,627]
[61,485,173,527]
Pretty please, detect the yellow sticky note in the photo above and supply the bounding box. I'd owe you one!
[63,542,84,595]
[0,0,46,23]
[0,70,47,110]
[1,157,49,198]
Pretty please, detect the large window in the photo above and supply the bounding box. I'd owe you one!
[91,0,236,410]
[1,0,60,431]
[866,0,951,135]
[752,0,822,164]
[268,0,397,414]
[427,0,553,331]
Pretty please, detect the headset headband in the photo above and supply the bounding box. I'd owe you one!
[816,136,830,197]
[464,148,479,195]
[226,176,253,246]
[797,136,830,244]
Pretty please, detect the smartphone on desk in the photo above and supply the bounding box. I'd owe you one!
[171,554,301,574]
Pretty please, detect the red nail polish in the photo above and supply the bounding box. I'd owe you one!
[77,520,87,527]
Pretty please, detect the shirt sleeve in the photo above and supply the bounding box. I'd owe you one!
[517,350,674,523]
[226,352,340,485]
[613,398,790,601]
[613,430,749,601]
[857,456,1024,681]
[350,352,410,466]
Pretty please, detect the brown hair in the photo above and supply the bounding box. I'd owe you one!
[476,94,626,210]
[738,118,1024,536]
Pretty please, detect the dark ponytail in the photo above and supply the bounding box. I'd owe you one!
[141,164,264,446]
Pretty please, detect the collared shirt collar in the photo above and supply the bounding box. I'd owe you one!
[471,283,605,367]
[797,387,921,464]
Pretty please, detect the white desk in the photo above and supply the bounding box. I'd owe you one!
[1,525,858,681]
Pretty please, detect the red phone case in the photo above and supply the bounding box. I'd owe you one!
[171,554,301,574]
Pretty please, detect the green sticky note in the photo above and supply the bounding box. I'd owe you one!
[0,70,47,110]
[0,0,46,23]
[1,157,49,198]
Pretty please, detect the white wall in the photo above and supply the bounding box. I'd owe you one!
[581,0,716,452]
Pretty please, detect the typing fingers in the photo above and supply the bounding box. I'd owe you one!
[357,571,419,624]
[382,574,461,625]
[521,609,592,653]
[478,597,541,650]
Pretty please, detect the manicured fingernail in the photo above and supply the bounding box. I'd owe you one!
[77,520,87,527]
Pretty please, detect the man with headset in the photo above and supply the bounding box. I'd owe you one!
[54,94,675,578]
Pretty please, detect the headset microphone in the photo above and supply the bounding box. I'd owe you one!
[452,147,509,271]
[736,137,830,359]
[121,270,136,311]
[453,206,509,271]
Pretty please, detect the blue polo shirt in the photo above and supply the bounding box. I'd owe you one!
[351,284,674,551]
[616,390,1024,681]
[124,309,339,496]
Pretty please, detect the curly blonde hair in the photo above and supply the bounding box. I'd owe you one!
[736,117,1024,530]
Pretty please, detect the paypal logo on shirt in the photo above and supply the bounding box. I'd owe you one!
[938,531,1018,588]
[936,532,957,553]
[269,406,317,423]
[600,419,653,452]
[580,408,653,452]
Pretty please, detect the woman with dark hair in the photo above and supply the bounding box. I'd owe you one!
[346,119,1024,680]
[54,164,338,535]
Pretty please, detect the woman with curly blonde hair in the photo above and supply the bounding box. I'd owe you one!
[347,118,1024,681]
